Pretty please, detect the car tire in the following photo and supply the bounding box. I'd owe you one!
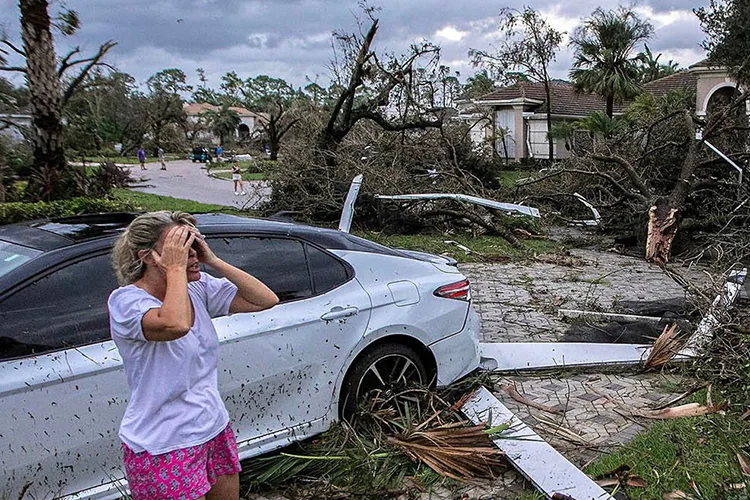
[339,343,427,420]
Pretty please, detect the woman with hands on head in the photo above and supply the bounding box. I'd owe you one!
[108,211,278,500]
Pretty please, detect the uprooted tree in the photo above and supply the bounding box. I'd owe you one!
[516,86,749,264]
[262,8,527,245]
[0,0,115,200]
[315,9,443,169]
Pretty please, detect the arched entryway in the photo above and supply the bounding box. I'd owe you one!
[238,124,250,141]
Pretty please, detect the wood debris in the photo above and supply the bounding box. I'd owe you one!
[633,401,727,420]
[644,323,686,371]
[500,384,562,414]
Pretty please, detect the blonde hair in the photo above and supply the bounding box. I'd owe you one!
[112,211,197,285]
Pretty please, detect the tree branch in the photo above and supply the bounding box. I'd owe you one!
[61,41,116,106]
[57,46,82,76]
[354,109,442,132]
[591,154,652,198]
[0,65,27,73]
[1,40,26,57]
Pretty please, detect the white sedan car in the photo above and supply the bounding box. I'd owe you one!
[0,213,481,499]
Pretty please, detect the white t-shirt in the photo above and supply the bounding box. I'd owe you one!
[108,273,238,455]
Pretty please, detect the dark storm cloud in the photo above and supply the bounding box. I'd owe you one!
[0,0,707,88]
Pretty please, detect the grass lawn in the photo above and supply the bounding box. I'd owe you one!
[211,171,266,181]
[75,155,182,164]
[111,191,551,262]
[585,391,750,499]
[111,189,254,215]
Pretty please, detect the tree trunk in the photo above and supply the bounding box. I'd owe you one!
[606,95,614,119]
[645,112,698,264]
[20,0,67,200]
[645,198,679,266]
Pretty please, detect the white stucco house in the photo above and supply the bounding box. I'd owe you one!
[459,59,743,161]
[182,103,269,145]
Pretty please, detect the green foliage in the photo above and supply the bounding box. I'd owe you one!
[637,44,680,83]
[576,111,628,137]
[586,392,750,499]
[0,197,137,225]
[111,189,252,215]
[570,7,653,116]
[696,0,750,86]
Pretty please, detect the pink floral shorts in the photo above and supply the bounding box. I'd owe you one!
[123,424,241,500]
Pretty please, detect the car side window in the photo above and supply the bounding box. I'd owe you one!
[0,253,118,361]
[207,236,313,302]
[306,244,350,294]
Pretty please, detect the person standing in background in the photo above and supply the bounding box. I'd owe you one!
[158,147,167,170]
[137,146,147,171]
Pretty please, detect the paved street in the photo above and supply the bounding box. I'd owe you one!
[126,160,270,209]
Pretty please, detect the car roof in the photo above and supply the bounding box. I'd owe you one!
[0,212,404,257]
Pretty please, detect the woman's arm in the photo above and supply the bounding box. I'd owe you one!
[192,234,279,314]
[141,226,196,340]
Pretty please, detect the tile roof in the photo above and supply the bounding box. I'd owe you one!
[642,71,697,97]
[475,81,618,116]
[475,72,700,117]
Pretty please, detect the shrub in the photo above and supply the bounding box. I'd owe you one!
[0,197,137,225]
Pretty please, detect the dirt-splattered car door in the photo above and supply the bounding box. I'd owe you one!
[207,236,371,456]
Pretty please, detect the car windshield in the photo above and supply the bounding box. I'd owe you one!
[0,241,42,278]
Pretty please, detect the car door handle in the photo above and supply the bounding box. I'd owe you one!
[321,306,359,321]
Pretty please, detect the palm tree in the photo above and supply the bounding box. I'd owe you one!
[638,45,680,83]
[205,103,240,146]
[570,7,653,118]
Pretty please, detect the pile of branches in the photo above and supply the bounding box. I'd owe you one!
[515,91,750,265]
[240,374,507,498]
[262,118,535,245]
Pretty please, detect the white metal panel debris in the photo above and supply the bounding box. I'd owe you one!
[375,193,541,218]
[558,309,663,324]
[683,267,747,353]
[339,174,363,233]
[570,192,602,227]
[462,386,613,500]
[479,342,692,371]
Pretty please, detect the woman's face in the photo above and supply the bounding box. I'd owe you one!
[152,224,201,282]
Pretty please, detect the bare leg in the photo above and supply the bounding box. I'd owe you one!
[205,473,239,500]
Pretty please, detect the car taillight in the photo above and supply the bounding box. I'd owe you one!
[434,279,471,300]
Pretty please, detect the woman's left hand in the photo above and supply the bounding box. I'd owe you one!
[190,229,220,267]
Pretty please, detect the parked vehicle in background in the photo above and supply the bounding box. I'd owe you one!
[0,212,481,499]
[189,146,212,163]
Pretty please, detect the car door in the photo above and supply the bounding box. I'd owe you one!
[206,235,371,454]
[0,251,128,499]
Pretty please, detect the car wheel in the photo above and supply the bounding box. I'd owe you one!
[340,343,427,420]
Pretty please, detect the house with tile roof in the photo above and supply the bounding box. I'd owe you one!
[182,102,269,145]
[460,59,739,161]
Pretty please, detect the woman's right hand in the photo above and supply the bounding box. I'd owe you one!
[151,225,195,273]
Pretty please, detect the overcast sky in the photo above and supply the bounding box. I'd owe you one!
[0,0,708,92]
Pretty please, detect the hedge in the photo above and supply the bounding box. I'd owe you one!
[0,197,138,225]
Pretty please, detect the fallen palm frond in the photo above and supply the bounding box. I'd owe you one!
[240,379,509,496]
[644,323,687,371]
[387,422,506,483]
